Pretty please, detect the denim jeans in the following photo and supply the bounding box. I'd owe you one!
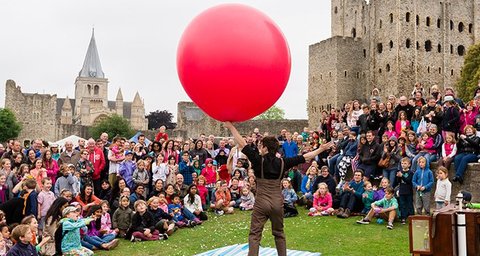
[454,153,478,178]
[382,168,397,187]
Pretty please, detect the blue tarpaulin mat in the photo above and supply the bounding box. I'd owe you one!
[195,243,321,256]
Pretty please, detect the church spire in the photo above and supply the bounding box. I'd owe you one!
[78,29,105,78]
[132,91,143,106]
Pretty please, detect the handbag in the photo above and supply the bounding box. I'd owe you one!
[378,154,391,168]
[417,117,427,134]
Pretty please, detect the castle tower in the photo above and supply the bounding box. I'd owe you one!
[331,0,366,39]
[74,29,109,125]
[116,88,124,116]
[130,92,146,130]
[60,96,73,125]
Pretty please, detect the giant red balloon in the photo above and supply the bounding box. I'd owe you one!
[177,4,291,122]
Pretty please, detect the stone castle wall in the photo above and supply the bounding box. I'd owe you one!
[309,0,480,126]
[173,102,309,140]
[5,80,58,141]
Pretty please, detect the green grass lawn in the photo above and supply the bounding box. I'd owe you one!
[96,208,409,256]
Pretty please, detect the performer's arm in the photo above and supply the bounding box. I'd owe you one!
[224,122,246,148]
[303,142,334,161]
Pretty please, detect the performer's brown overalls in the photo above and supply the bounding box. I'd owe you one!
[248,158,285,256]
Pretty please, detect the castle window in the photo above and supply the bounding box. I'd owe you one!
[386,64,391,72]
[377,43,383,53]
[329,72,332,77]
[416,41,420,50]
[451,69,454,76]
[469,24,473,33]
[94,85,99,95]
[379,68,382,74]
[450,44,453,54]
[406,12,410,22]
[439,67,442,74]
[458,45,465,56]
[450,20,454,30]
[390,13,393,23]
[344,71,347,77]
[379,20,382,28]
[87,84,92,95]
[437,19,441,28]
[320,74,323,80]
[352,28,357,38]
[427,66,430,73]
[406,38,411,48]
[389,40,393,49]
[356,72,360,78]
[458,22,464,32]
[425,40,432,52]
[416,15,419,26]
[363,49,366,58]
[334,6,338,14]
[426,17,431,27]
[438,44,442,53]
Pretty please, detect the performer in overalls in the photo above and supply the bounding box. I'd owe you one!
[224,122,333,256]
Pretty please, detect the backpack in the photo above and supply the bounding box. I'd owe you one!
[54,222,70,256]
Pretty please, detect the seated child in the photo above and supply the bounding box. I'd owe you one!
[282,178,298,218]
[168,194,194,228]
[214,181,235,216]
[58,206,94,256]
[130,200,167,242]
[239,187,255,211]
[308,182,333,216]
[112,195,133,238]
[148,196,175,236]
[7,224,37,256]
[82,205,119,251]
[356,187,399,230]
[0,223,13,252]
[361,181,374,214]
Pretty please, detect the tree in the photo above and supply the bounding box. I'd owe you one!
[0,108,22,142]
[90,114,135,139]
[457,43,480,101]
[146,110,176,130]
[255,105,285,120]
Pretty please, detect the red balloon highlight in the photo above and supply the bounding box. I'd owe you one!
[177,4,291,122]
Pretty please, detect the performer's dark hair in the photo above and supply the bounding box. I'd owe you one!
[260,136,279,154]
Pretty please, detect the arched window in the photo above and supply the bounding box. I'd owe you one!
[406,12,410,22]
[451,70,454,76]
[437,19,441,28]
[389,40,394,49]
[334,6,338,14]
[439,67,442,74]
[437,44,442,53]
[386,64,391,72]
[425,40,432,52]
[458,45,465,56]
[390,13,394,23]
[427,66,430,73]
[458,22,464,32]
[363,49,367,58]
[426,17,431,26]
[379,68,382,74]
[344,71,348,77]
[87,84,91,95]
[416,15,419,26]
[450,20,454,30]
[469,24,473,33]
[94,85,99,95]
[416,41,420,50]
[377,43,383,53]
[450,44,453,54]
[406,38,411,48]
[379,20,383,28]
[352,28,357,38]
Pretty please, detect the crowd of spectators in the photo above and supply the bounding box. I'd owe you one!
[0,83,479,254]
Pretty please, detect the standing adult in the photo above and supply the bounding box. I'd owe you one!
[357,131,382,181]
[58,141,80,166]
[86,139,106,194]
[281,132,298,158]
[224,121,333,256]
[394,96,415,120]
